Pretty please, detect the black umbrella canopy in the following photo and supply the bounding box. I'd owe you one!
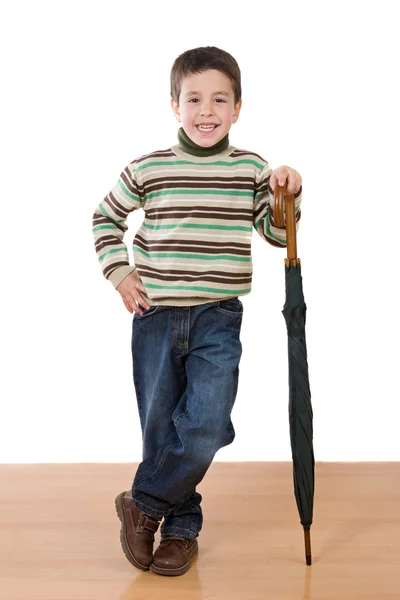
[274,186,314,566]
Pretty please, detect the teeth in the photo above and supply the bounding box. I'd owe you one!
[198,125,215,131]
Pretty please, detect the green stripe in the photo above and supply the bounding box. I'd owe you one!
[99,247,126,261]
[255,191,270,201]
[118,179,142,203]
[254,214,286,244]
[143,222,252,232]
[145,283,251,294]
[211,159,264,169]
[134,246,250,262]
[146,188,253,200]
[138,160,188,171]
[138,158,264,171]
[92,224,119,232]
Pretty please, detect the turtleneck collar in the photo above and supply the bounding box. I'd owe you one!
[177,127,229,157]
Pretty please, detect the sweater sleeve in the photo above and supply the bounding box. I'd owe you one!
[253,165,302,247]
[92,162,144,289]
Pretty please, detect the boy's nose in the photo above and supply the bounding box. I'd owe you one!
[200,102,213,116]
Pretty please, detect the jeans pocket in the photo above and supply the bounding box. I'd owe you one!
[134,305,160,319]
[216,297,243,316]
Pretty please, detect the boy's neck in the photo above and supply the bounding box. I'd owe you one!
[177,127,229,157]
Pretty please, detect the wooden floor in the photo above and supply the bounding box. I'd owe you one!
[1,463,399,600]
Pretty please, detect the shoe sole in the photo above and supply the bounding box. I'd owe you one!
[115,492,150,571]
[150,540,198,577]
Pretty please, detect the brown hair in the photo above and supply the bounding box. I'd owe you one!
[170,46,242,104]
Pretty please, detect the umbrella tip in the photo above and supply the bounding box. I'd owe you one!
[303,528,312,565]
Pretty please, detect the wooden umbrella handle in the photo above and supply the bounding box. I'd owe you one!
[273,185,285,229]
[273,185,299,266]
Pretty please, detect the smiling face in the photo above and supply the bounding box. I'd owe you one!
[171,69,242,148]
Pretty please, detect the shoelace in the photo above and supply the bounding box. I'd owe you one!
[160,536,188,548]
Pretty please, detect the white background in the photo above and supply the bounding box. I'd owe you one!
[1,1,399,463]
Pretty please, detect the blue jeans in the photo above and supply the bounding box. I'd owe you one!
[130,298,243,540]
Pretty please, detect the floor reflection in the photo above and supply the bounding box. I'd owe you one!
[303,566,312,600]
[119,555,204,600]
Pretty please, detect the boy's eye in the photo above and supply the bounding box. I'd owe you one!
[188,98,199,103]
[215,98,226,103]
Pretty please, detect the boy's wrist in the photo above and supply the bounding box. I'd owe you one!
[108,265,136,289]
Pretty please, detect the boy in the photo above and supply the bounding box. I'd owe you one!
[92,46,302,577]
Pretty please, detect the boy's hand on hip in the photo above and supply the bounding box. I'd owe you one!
[269,166,302,195]
[116,270,150,314]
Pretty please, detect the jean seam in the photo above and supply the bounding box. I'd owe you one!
[132,365,144,427]
[134,305,161,320]
[215,307,243,316]
[133,498,165,519]
[161,526,198,538]
[134,441,179,487]
[215,310,243,328]
[173,408,188,427]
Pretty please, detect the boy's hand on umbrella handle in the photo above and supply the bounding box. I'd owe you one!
[270,166,302,195]
[116,269,150,314]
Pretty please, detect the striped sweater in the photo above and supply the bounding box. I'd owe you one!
[92,142,301,306]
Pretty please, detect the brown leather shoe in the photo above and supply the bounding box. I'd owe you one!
[115,491,160,570]
[150,536,198,576]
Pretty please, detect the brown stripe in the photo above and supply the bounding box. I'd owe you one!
[145,175,255,185]
[136,264,251,278]
[95,237,122,253]
[135,150,176,164]
[120,169,144,196]
[139,271,252,285]
[144,211,253,222]
[145,205,253,216]
[134,239,251,256]
[265,238,285,248]
[104,193,130,219]
[104,261,130,277]
[253,204,268,221]
[231,149,268,162]
[95,234,115,247]
[145,181,254,194]
[93,214,104,225]
[255,178,271,194]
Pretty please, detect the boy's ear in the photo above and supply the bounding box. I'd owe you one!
[171,98,181,122]
[232,99,242,124]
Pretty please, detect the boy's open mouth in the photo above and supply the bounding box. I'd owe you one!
[196,124,219,132]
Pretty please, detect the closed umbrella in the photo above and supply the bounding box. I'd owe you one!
[274,186,314,566]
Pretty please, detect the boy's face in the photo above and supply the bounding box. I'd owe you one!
[171,69,242,148]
